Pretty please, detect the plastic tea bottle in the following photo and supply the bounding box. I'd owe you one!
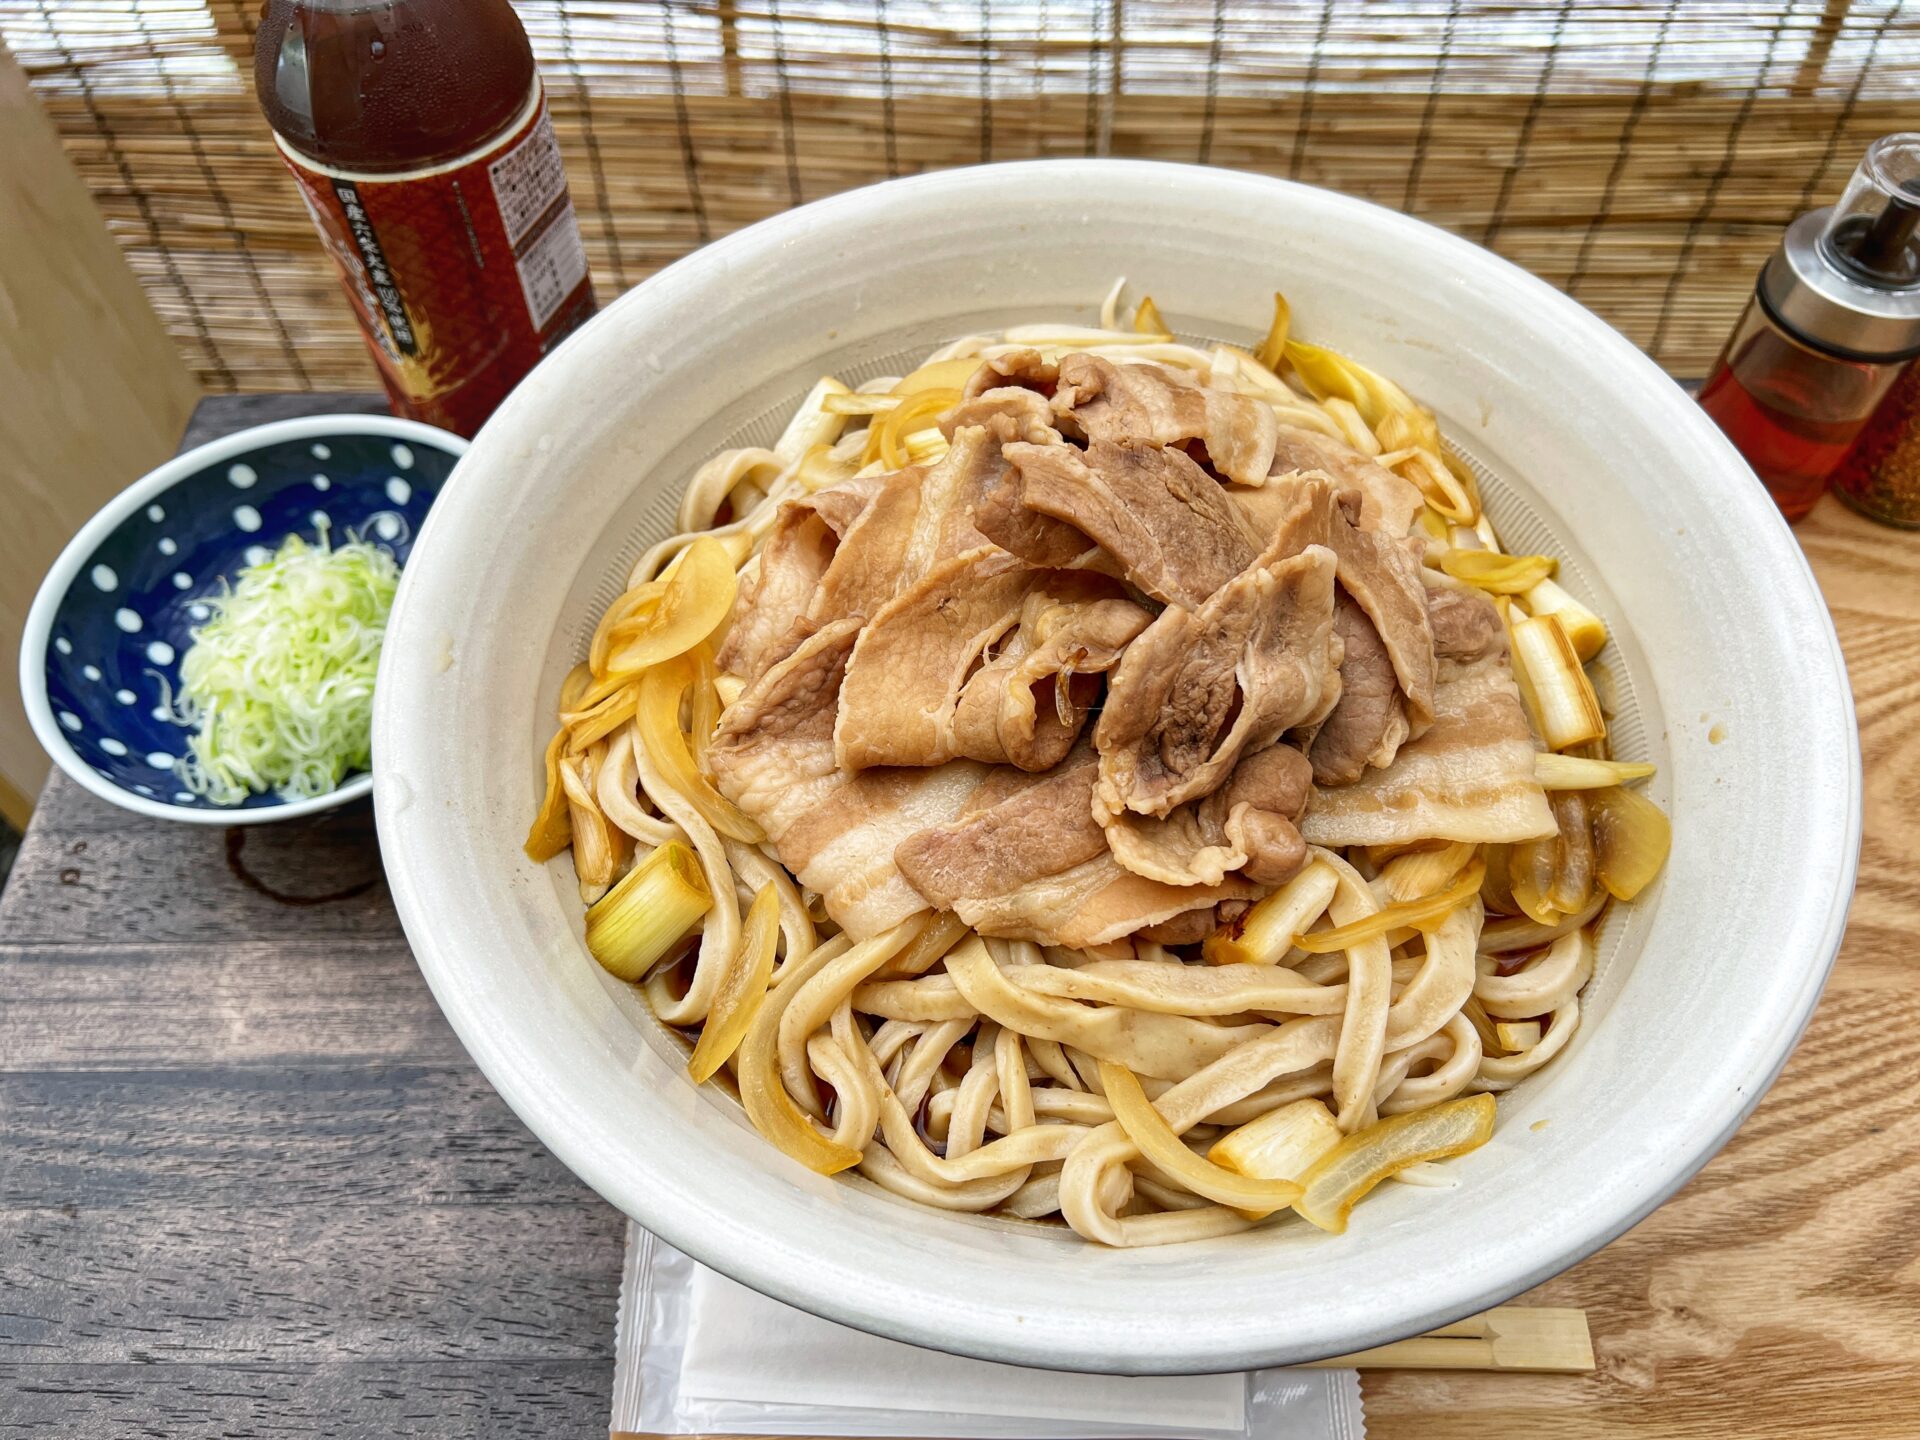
[1697,134,1920,522]
[256,0,596,436]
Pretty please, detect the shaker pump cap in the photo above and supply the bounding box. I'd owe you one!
[1763,133,1920,362]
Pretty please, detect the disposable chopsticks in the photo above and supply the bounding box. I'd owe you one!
[1307,1305,1594,1373]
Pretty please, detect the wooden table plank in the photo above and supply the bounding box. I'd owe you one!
[3,397,1916,1438]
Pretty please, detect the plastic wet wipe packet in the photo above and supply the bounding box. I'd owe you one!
[611,1224,1366,1440]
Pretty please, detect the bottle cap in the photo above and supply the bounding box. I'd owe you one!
[1763,134,1920,362]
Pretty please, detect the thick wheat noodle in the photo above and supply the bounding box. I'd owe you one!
[630,729,741,1027]
[594,729,681,847]
[892,1016,975,1113]
[1315,848,1394,1132]
[723,838,816,978]
[1475,997,1585,1090]
[1381,1014,1484,1114]
[544,314,1628,1246]
[1475,929,1593,1019]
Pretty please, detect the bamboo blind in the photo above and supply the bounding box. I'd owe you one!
[3,0,1917,391]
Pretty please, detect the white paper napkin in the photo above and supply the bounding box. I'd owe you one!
[611,1222,1367,1440]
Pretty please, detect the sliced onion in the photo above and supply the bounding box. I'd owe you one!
[1292,1093,1496,1234]
[689,883,779,1082]
[635,656,766,843]
[603,536,737,676]
[1098,1061,1304,1217]
[1439,548,1555,595]
[1135,295,1169,337]
[1255,292,1291,371]
[1293,859,1485,954]
[524,728,573,862]
[737,940,865,1175]
[1591,784,1672,901]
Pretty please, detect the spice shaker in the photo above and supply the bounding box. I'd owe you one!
[1697,133,1920,522]
[1832,341,1920,527]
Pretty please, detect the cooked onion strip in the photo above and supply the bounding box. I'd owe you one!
[1100,1060,1304,1216]
[1294,859,1485,953]
[688,883,780,1082]
[1292,1093,1496,1234]
[1534,753,1656,789]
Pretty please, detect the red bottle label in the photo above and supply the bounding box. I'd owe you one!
[275,81,595,436]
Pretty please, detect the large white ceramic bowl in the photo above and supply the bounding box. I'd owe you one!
[374,161,1858,1373]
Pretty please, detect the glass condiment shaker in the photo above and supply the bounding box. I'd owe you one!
[1697,134,1920,522]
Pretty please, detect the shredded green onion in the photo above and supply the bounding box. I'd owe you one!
[170,525,400,804]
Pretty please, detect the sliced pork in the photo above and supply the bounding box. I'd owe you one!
[1095,539,1340,819]
[1104,742,1313,887]
[1299,646,1555,847]
[1000,438,1260,607]
[1269,424,1424,535]
[1309,598,1410,785]
[949,594,1151,771]
[709,617,985,936]
[716,476,880,681]
[1053,353,1278,485]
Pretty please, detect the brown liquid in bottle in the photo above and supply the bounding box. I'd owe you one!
[256,0,534,172]
[257,0,595,436]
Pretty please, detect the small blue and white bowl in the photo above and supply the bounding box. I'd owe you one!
[21,415,466,823]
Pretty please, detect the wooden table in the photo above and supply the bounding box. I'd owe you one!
[4,395,1916,1437]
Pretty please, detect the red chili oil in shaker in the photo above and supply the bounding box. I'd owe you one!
[1698,135,1920,523]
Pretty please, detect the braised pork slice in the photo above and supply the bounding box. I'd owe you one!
[949,594,1151,771]
[1299,646,1554,847]
[1425,570,1507,662]
[1270,425,1424,535]
[938,386,1061,445]
[716,476,881,681]
[709,618,984,936]
[961,348,1058,400]
[1095,540,1340,819]
[802,422,1010,629]
[1323,496,1435,727]
[894,751,1109,909]
[1000,438,1260,607]
[895,753,1259,948]
[1104,742,1313,887]
[1309,597,1410,785]
[1052,353,1279,486]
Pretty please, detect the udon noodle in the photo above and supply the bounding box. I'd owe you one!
[528,285,1671,1247]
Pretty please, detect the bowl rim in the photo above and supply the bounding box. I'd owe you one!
[375,158,1862,1372]
[19,412,467,825]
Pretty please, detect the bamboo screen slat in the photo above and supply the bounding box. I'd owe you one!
[3,0,1918,391]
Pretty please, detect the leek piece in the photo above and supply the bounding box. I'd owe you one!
[635,655,766,843]
[170,530,398,804]
[1438,549,1556,595]
[1209,1099,1344,1219]
[1292,1094,1496,1234]
[1293,859,1485,954]
[1522,576,1608,661]
[688,883,779,1082]
[1510,613,1606,750]
[584,841,711,982]
[1202,861,1339,965]
[773,377,851,464]
[1378,841,1477,904]
[1590,785,1672,901]
[1534,753,1656,789]
[1135,294,1168,336]
[1495,1020,1543,1053]
[821,393,900,416]
[1099,1061,1305,1217]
